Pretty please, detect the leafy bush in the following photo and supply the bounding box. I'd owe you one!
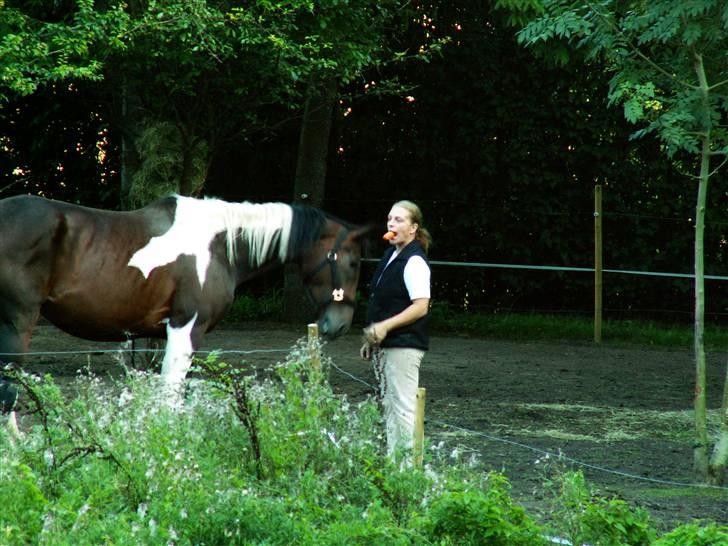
[653,522,728,546]
[418,473,547,545]
[543,469,656,546]
[0,340,722,544]
[225,290,284,322]
[0,458,48,544]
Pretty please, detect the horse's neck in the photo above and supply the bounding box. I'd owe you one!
[224,202,293,267]
[229,222,291,284]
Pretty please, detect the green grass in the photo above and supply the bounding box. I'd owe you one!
[641,487,728,500]
[226,290,285,322]
[428,304,728,350]
[228,291,728,350]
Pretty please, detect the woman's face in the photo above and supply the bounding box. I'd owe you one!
[387,205,417,246]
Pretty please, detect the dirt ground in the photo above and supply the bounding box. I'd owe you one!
[12,322,728,531]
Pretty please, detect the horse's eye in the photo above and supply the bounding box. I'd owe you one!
[350,261,360,269]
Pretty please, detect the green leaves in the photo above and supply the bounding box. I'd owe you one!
[0,2,130,100]
[654,522,728,545]
[624,97,644,123]
[505,1,728,159]
[499,0,728,483]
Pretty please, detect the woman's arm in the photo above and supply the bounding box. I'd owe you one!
[365,297,429,344]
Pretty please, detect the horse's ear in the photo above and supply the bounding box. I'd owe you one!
[349,223,378,258]
[349,223,378,241]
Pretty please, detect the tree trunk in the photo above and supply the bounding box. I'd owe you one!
[695,50,728,485]
[179,132,196,197]
[116,82,164,369]
[693,151,709,479]
[283,75,338,323]
[119,80,142,211]
[692,51,710,480]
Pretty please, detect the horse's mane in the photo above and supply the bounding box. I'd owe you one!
[170,196,339,268]
[288,204,328,259]
[217,199,293,267]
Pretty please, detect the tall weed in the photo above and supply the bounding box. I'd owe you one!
[0,340,721,544]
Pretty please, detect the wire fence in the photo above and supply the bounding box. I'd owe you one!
[326,359,728,492]
[365,257,728,280]
[361,257,728,322]
[6,341,727,493]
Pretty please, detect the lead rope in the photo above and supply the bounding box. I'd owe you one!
[371,347,386,405]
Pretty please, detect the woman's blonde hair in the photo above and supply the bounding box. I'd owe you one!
[394,200,432,254]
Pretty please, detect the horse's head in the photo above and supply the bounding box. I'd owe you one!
[301,220,371,339]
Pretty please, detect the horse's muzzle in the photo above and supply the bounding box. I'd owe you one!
[318,317,351,340]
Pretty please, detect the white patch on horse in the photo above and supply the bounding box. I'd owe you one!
[160,313,197,395]
[6,410,20,442]
[128,196,293,287]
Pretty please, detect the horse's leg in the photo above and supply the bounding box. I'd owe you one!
[160,313,199,402]
[0,376,20,442]
[0,305,38,439]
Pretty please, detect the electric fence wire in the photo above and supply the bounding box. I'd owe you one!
[326,361,728,492]
[5,344,728,492]
[0,348,289,357]
[363,258,728,281]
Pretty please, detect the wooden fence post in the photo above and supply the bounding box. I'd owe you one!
[594,185,603,344]
[413,387,426,467]
[307,323,321,373]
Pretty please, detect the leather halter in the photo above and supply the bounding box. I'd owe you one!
[302,227,357,311]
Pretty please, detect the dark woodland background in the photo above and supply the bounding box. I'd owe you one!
[3,1,726,323]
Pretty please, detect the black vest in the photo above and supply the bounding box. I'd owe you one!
[366,240,429,350]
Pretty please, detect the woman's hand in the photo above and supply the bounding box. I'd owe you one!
[360,342,373,360]
[363,322,388,345]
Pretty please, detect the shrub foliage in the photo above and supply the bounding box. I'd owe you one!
[1,340,725,545]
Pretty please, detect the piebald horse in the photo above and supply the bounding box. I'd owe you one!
[0,194,368,428]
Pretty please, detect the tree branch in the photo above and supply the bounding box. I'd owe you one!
[708,156,728,178]
[708,78,728,92]
[584,0,698,90]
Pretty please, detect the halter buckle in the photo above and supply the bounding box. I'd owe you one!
[327,250,338,261]
[332,288,345,302]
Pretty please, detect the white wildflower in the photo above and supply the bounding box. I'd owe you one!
[41,513,54,535]
[326,430,340,448]
[118,388,133,407]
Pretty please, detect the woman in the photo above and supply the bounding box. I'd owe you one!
[361,200,432,459]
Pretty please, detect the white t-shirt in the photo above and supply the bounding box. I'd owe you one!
[384,251,430,300]
[404,256,431,300]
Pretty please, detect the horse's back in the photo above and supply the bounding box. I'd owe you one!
[0,195,65,289]
[0,195,179,340]
[0,194,62,245]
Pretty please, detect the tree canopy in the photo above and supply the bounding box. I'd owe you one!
[1,0,726,326]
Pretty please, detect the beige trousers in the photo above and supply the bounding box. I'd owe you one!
[373,347,424,459]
